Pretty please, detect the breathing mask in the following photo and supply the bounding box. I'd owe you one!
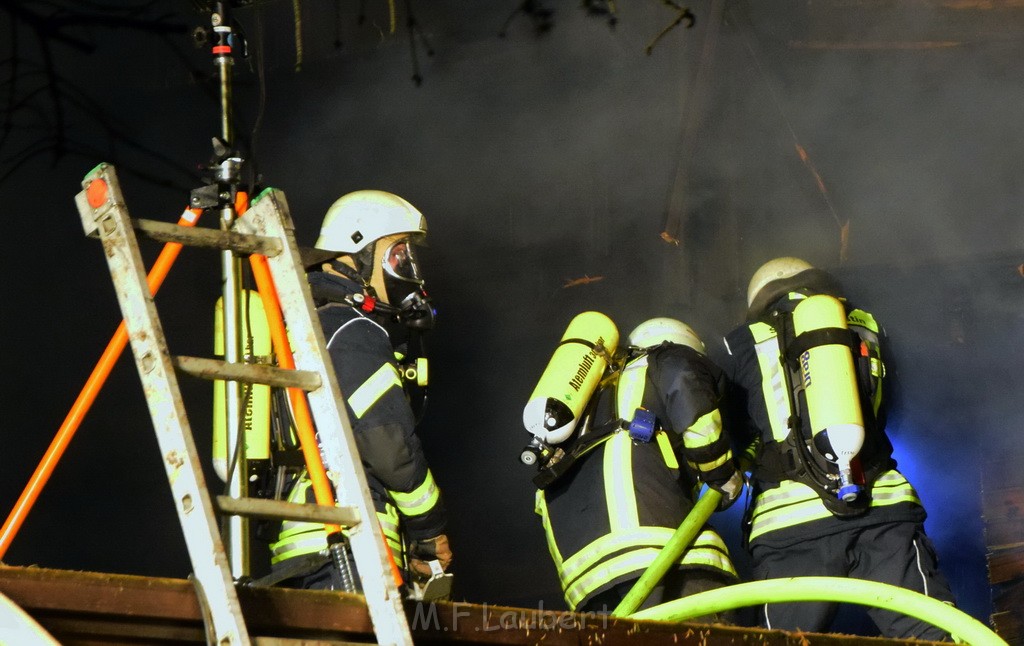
[381,239,436,330]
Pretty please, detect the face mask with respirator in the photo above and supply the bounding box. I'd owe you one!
[330,239,436,330]
[380,239,435,330]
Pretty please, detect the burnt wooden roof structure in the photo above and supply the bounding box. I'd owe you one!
[984,454,1024,645]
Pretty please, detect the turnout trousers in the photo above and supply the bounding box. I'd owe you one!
[750,520,955,640]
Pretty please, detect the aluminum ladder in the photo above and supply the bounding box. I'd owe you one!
[74,163,414,646]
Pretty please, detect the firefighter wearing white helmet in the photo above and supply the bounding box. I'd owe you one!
[271,190,451,596]
[722,257,954,639]
[306,189,435,329]
[533,315,742,616]
[628,316,706,353]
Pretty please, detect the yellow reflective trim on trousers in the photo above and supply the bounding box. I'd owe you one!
[655,431,679,470]
[273,477,407,568]
[560,526,733,591]
[564,533,736,610]
[566,548,661,609]
[277,477,323,541]
[536,490,565,569]
[271,525,324,556]
[749,471,921,542]
[683,547,737,577]
[271,536,328,564]
[750,323,791,442]
[389,469,440,517]
[604,432,639,532]
[273,523,405,566]
[683,409,722,448]
[560,526,677,586]
[349,363,402,419]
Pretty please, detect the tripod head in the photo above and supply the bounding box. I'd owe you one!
[189,1,250,211]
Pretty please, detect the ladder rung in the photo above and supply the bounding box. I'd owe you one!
[173,356,322,391]
[215,496,360,526]
[134,218,282,257]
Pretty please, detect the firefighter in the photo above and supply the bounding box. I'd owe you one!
[535,317,743,616]
[722,256,955,639]
[269,190,451,591]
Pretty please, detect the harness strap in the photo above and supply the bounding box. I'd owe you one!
[754,437,895,518]
[250,552,331,587]
[785,327,859,366]
[533,418,625,489]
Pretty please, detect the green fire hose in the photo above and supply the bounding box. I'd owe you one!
[610,487,721,616]
[607,487,1004,645]
[630,576,1006,646]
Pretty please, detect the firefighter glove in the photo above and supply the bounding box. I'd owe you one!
[409,534,452,581]
[710,471,744,511]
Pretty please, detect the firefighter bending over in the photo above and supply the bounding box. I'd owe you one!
[722,256,955,639]
[270,190,451,591]
[533,316,743,617]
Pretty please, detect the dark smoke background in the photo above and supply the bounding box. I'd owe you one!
[2,0,1021,636]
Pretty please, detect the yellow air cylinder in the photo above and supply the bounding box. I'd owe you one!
[522,311,619,445]
[213,290,272,482]
[792,294,864,501]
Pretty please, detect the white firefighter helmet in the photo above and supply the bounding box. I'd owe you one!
[628,317,705,354]
[315,190,427,255]
[746,256,814,308]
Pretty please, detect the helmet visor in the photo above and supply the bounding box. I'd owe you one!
[381,240,424,284]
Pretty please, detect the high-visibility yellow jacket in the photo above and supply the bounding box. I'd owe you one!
[536,343,738,610]
[270,271,446,567]
[723,291,925,547]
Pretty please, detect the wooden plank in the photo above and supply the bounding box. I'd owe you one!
[983,455,1024,644]
[982,486,1024,522]
[988,546,1024,584]
[978,515,1019,552]
[0,566,952,646]
[983,459,1024,491]
[984,516,1024,550]
[991,608,1022,646]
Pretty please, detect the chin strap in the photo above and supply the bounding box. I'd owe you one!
[325,259,435,330]
[327,259,368,286]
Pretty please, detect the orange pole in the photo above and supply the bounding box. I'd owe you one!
[248,254,404,586]
[247,255,339,530]
[0,208,203,558]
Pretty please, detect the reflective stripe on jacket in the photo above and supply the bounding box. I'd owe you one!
[273,271,446,568]
[536,345,737,610]
[748,470,922,542]
[724,294,924,544]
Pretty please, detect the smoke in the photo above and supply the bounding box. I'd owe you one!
[3,0,1020,631]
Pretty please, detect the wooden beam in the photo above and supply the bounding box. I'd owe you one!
[0,566,949,645]
[982,451,1024,644]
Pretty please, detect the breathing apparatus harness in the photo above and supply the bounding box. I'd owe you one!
[531,344,663,489]
[752,295,893,519]
[255,251,434,517]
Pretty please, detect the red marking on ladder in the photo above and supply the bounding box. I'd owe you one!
[86,179,109,209]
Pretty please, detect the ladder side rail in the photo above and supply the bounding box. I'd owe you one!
[242,190,413,646]
[74,164,251,646]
